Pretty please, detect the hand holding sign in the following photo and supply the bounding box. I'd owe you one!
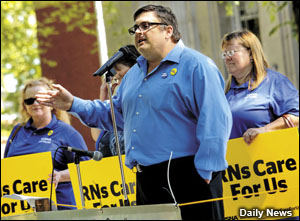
[223,128,299,220]
[48,169,71,189]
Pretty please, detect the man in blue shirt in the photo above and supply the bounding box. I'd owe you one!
[36,4,232,220]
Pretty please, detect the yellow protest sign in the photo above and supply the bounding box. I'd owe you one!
[68,155,136,209]
[1,152,56,217]
[223,128,299,220]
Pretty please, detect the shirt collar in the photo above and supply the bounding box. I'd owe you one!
[25,113,57,130]
[161,39,184,64]
[230,77,251,89]
[137,39,185,71]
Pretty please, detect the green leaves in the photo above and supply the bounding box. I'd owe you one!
[1,1,41,132]
[219,1,297,39]
[218,1,240,16]
[1,1,98,134]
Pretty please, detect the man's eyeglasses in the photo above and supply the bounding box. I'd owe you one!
[221,48,249,59]
[24,97,37,105]
[128,22,167,35]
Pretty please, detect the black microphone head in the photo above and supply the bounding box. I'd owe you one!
[119,45,140,60]
[93,50,124,77]
[93,45,139,77]
[118,46,131,57]
[93,151,103,161]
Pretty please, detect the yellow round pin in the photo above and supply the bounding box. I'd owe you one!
[170,68,177,76]
[48,130,53,136]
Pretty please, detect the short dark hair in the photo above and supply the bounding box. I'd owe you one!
[117,45,140,67]
[133,5,181,43]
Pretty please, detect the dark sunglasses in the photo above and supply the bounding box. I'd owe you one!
[24,97,37,105]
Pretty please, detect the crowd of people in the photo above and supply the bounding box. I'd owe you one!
[3,4,299,220]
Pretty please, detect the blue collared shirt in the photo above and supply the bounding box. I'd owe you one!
[5,114,89,209]
[226,68,299,139]
[71,40,232,180]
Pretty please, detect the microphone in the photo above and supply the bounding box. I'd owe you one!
[93,46,132,77]
[61,146,103,161]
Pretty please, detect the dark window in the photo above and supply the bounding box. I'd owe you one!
[239,2,261,40]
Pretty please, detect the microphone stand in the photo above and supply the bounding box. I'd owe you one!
[75,153,85,209]
[105,70,130,206]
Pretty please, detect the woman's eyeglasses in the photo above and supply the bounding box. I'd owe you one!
[128,22,167,35]
[24,97,37,105]
[221,48,249,59]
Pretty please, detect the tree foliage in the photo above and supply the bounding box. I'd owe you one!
[36,1,98,56]
[1,1,41,135]
[218,1,298,42]
[1,1,97,136]
[1,1,42,93]
[261,1,298,41]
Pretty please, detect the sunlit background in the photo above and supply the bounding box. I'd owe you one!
[1,1,299,158]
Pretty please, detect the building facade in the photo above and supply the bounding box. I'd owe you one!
[102,1,299,89]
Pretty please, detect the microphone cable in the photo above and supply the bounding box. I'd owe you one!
[167,151,178,207]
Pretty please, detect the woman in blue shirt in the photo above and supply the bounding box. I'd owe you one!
[4,77,89,210]
[221,30,299,144]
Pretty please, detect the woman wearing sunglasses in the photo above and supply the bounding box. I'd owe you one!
[4,77,89,210]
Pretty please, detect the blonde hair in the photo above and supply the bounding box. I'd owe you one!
[20,77,71,124]
[221,30,269,93]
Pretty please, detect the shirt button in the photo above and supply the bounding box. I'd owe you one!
[132,146,135,150]
[133,129,136,133]
[136,112,139,115]
[144,78,147,81]
[33,133,36,135]
[138,94,142,98]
